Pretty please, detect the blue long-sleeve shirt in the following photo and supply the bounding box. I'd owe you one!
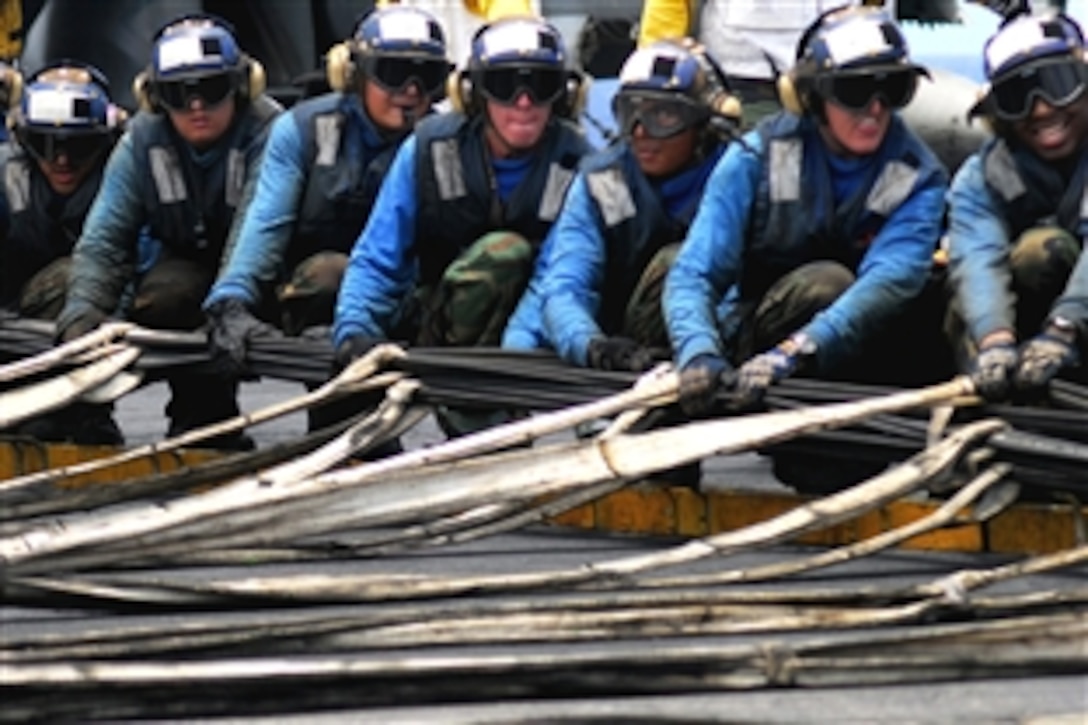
[205,95,392,309]
[665,127,945,369]
[333,135,536,347]
[946,153,1017,344]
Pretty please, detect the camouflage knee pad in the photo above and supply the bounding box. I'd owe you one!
[422,231,533,347]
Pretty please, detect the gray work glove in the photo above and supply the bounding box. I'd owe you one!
[969,342,1019,402]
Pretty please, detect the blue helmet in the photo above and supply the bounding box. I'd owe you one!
[972,12,1088,121]
[151,17,245,82]
[618,41,705,100]
[13,62,121,165]
[16,62,116,135]
[613,40,741,138]
[353,5,448,61]
[983,12,1085,81]
[795,6,924,80]
[467,17,568,73]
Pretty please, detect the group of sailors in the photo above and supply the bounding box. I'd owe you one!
[1,1,1086,487]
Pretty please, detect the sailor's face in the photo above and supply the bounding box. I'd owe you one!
[630,122,699,178]
[484,92,552,157]
[1012,95,1088,162]
[36,151,95,196]
[166,94,237,150]
[363,77,430,133]
[821,97,891,157]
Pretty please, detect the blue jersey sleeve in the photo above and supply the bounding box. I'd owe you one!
[333,135,419,347]
[59,132,145,329]
[539,174,609,366]
[946,153,1017,344]
[665,132,764,368]
[207,112,308,309]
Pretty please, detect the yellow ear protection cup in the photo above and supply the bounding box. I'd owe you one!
[560,69,588,119]
[325,41,355,92]
[776,69,806,115]
[445,68,471,113]
[1,63,22,113]
[777,6,845,116]
[132,70,154,112]
[241,55,266,99]
[685,40,743,124]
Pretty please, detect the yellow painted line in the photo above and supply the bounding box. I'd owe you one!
[4,438,1082,555]
[0,438,220,487]
[549,484,1086,555]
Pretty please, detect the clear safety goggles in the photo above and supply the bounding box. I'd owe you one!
[613,93,708,139]
[990,58,1087,120]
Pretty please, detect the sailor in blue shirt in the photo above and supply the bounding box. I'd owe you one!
[204,6,452,375]
[54,16,281,447]
[948,10,1088,402]
[334,16,591,436]
[665,6,947,422]
[0,61,127,445]
[503,39,739,372]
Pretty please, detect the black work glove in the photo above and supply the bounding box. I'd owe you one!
[207,298,280,377]
[57,308,108,343]
[586,336,657,372]
[1014,330,1079,392]
[333,334,384,373]
[678,353,734,418]
[968,342,1018,402]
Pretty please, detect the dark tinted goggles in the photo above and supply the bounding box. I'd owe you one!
[991,59,1087,120]
[816,70,918,111]
[614,94,708,139]
[479,67,564,106]
[365,56,449,96]
[156,73,236,111]
[21,129,110,165]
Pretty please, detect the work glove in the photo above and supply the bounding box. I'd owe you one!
[678,353,734,417]
[206,298,280,378]
[968,341,1019,402]
[57,308,108,344]
[586,336,657,372]
[734,343,805,409]
[333,334,385,374]
[1014,329,1080,392]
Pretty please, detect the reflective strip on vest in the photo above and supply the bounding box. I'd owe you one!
[586,167,636,227]
[432,138,467,201]
[4,160,29,213]
[149,146,187,204]
[226,149,245,208]
[865,160,919,217]
[314,114,341,168]
[538,162,575,222]
[1080,185,1088,226]
[984,142,1026,202]
[769,138,801,203]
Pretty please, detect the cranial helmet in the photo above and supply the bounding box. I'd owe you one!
[613,39,741,138]
[134,15,265,112]
[12,61,124,165]
[448,16,585,118]
[970,11,1088,122]
[326,5,451,94]
[779,5,927,115]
